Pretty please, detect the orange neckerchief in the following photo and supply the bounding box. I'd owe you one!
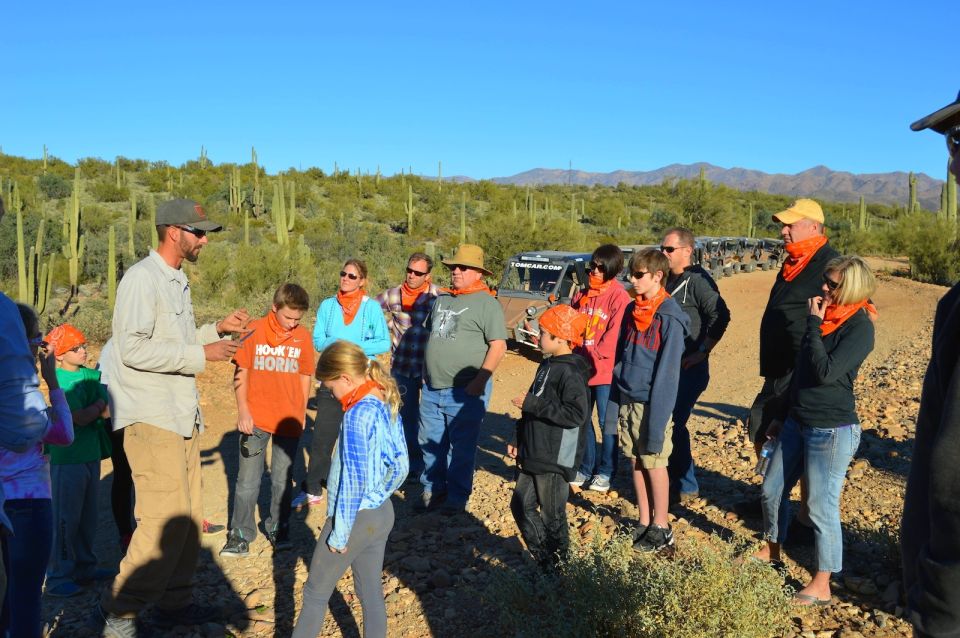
[632,287,670,332]
[587,273,613,298]
[339,378,383,412]
[820,301,878,336]
[441,280,494,296]
[265,311,293,347]
[400,281,429,311]
[781,235,828,282]
[337,288,364,325]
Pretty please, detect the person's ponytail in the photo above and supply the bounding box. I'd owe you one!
[367,359,401,421]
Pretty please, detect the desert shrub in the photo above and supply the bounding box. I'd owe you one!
[906,219,960,285]
[89,181,130,203]
[63,297,113,343]
[38,173,72,199]
[486,533,792,638]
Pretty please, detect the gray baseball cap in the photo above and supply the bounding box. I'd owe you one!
[910,90,960,133]
[155,199,223,231]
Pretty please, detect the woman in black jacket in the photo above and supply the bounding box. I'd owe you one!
[752,255,876,606]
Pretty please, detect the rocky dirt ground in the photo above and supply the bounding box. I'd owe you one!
[39,263,948,637]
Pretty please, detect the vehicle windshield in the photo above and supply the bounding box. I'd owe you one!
[499,260,566,294]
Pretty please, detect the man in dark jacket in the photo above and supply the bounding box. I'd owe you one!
[739,199,839,520]
[508,305,590,568]
[661,227,731,503]
[901,90,960,638]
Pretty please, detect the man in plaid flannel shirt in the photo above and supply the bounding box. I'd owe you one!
[375,252,439,479]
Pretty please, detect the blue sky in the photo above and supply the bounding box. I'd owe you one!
[4,1,958,180]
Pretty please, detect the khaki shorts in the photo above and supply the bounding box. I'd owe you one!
[618,402,673,469]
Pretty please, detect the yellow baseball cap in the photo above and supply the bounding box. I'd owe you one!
[773,198,824,224]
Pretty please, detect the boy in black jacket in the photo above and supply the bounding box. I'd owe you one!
[508,305,591,568]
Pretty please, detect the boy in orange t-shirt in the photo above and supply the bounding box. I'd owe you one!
[221,284,315,556]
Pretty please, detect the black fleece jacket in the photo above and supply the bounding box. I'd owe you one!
[665,264,731,356]
[516,353,591,480]
[902,282,960,638]
[759,241,840,378]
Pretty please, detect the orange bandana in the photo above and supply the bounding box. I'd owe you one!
[45,324,86,357]
[337,288,364,325]
[631,287,670,332]
[264,310,293,347]
[442,280,494,296]
[538,304,589,346]
[587,273,612,298]
[401,281,429,311]
[339,378,383,412]
[781,235,828,282]
[820,301,878,336]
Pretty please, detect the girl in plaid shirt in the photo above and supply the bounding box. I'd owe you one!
[292,340,408,638]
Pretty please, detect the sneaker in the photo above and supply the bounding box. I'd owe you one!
[219,530,250,557]
[569,472,590,487]
[588,475,611,492]
[634,524,674,553]
[292,490,323,511]
[201,520,226,536]
[150,602,220,629]
[91,603,138,638]
[267,529,293,551]
[630,523,649,545]
[46,581,83,597]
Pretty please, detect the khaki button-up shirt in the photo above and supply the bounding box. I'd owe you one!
[105,250,220,437]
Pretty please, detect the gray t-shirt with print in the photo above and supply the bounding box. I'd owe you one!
[423,291,507,389]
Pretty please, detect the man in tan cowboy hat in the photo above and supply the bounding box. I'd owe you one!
[417,244,507,514]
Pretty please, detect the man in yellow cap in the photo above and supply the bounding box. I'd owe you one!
[902,90,960,638]
[737,198,838,526]
[417,244,507,515]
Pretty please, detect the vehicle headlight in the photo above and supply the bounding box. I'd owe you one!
[525,306,538,317]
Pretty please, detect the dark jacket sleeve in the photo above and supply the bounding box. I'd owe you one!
[522,366,590,430]
[802,314,874,385]
[647,315,685,453]
[696,274,731,342]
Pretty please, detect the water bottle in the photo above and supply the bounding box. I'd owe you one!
[755,438,777,477]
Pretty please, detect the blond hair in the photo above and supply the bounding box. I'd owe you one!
[315,340,400,419]
[825,255,876,306]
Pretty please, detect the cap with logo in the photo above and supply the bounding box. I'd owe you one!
[155,199,223,232]
[910,90,960,133]
[772,198,824,225]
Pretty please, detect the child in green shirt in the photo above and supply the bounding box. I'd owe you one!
[44,324,113,597]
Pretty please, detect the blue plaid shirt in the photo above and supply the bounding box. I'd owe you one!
[375,284,439,379]
[326,396,408,550]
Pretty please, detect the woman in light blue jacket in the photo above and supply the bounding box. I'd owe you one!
[293,259,389,509]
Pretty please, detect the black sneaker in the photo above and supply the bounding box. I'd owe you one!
[90,603,138,638]
[267,529,293,551]
[150,603,220,629]
[630,523,649,548]
[219,530,249,557]
[635,524,674,553]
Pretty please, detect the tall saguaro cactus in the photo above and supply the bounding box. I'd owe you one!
[16,211,28,301]
[128,194,137,259]
[229,166,242,216]
[43,144,48,174]
[62,178,85,300]
[947,164,958,230]
[108,226,117,309]
[460,191,467,244]
[747,202,755,238]
[908,172,918,213]
[858,195,867,231]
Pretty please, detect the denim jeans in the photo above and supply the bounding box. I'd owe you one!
[418,380,491,507]
[668,359,710,495]
[510,471,570,565]
[578,384,618,479]
[48,461,101,588]
[761,417,861,573]
[1,498,53,638]
[230,427,299,541]
[393,372,424,479]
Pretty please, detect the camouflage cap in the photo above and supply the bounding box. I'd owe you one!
[155,198,223,231]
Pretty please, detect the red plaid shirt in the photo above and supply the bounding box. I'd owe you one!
[375,283,439,379]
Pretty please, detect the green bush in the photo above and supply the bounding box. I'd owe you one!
[486,533,792,638]
[38,173,72,199]
[90,181,131,203]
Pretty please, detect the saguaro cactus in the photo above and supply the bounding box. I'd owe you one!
[404,185,415,233]
[460,191,467,244]
[272,176,289,246]
[199,145,208,168]
[229,166,242,216]
[62,179,84,299]
[908,172,918,213]
[43,144,48,174]
[128,194,137,259]
[149,195,158,249]
[16,211,28,300]
[747,202,755,238]
[287,180,296,231]
[108,225,117,309]
[858,196,867,231]
[243,205,250,247]
[570,193,577,224]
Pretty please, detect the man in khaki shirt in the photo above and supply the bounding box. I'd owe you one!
[96,199,249,636]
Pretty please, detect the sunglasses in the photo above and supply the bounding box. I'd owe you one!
[339,271,360,280]
[660,245,685,254]
[631,271,651,280]
[588,261,605,273]
[450,265,473,272]
[176,225,207,239]
[67,343,88,353]
[822,274,840,291]
[406,267,428,277]
[948,124,960,157]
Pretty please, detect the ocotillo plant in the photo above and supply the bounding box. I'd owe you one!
[858,195,867,231]
[108,225,116,309]
[404,185,415,233]
[460,191,467,244]
[909,172,918,213]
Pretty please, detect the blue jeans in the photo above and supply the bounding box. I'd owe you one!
[48,461,101,588]
[1,498,53,638]
[418,380,491,507]
[230,427,298,541]
[393,372,424,479]
[761,417,861,573]
[578,384,618,479]
[668,360,710,495]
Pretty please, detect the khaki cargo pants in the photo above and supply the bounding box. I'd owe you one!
[101,422,202,617]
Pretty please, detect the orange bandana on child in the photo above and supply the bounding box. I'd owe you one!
[337,288,364,325]
[820,301,878,336]
[781,235,828,282]
[339,378,383,412]
[587,273,612,298]
[442,281,494,296]
[538,304,589,346]
[631,287,670,332]
[264,310,293,347]
[400,281,429,311]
